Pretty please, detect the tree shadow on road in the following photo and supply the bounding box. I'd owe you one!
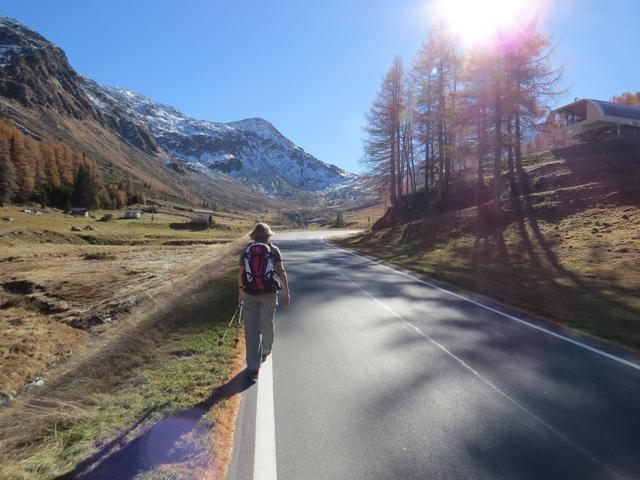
[57,370,254,480]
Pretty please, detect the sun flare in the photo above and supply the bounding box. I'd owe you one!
[432,0,548,48]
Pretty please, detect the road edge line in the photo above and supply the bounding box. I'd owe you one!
[320,235,640,373]
[253,355,277,480]
[334,269,624,480]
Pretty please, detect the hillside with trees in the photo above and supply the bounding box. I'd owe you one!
[346,21,640,349]
[0,119,144,209]
[363,21,560,213]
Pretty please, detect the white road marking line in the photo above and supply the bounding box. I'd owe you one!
[254,356,277,480]
[321,237,640,373]
[335,269,625,480]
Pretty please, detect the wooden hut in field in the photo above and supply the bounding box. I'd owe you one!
[123,209,142,219]
[70,208,89,217]
[192,209,215,227]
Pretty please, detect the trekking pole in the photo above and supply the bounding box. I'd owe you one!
[218,304,242,346]
[233,302,244,345]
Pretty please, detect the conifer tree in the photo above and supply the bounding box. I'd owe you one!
[72,163,98,209]
[10,132,35,203]
[410,25,461,203]
[364,57,406,206]
[505,31,561,195]
[0,137,15,205]
[41,143,61,188]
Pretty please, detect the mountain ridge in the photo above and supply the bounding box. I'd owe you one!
[0,16,364,204]
[81,79,354,198]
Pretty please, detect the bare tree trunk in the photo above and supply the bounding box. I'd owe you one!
[438,67,445,202]
[506,116,518,196]
[514,110,529,195]
[476,105,485,204]
[493,59,503,217]
[409,136,417,194]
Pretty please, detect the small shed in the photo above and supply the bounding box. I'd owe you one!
[193,209,215,227]
[70,208,89,217]
[124,209,142,219]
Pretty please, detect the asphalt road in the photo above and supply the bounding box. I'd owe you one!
[227,231,640,480]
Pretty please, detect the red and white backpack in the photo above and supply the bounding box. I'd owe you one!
[243,243,278,293]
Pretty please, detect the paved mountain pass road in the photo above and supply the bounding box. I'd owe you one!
[227,231,640,480]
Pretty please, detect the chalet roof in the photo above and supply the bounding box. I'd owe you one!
[593,100,640,121]
[553,99,640,121]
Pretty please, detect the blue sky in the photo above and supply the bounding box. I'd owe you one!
[1,0,639,173]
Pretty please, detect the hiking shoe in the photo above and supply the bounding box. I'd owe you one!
[248,368,259,380]
[261,352,270,363]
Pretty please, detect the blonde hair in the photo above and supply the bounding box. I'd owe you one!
[249,222,274,242]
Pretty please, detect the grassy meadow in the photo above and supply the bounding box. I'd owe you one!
[0,202,260,479]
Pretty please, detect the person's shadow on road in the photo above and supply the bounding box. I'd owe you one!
[56,370,254,480]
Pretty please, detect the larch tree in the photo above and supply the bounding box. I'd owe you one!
[25,136,45,187]
[411,37,438,196]
[410,25,460,204]
[364,57,405,206]
[460,47,494,200]
[505,29,562,195]
[72,163,98,209]
[10,132,35,203]
[0,136,15,205]
[40,143,60,188]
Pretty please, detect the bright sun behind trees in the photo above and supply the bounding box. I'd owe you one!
[363,0,561,215]
[434,0,551,48]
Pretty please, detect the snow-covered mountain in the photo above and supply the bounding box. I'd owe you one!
[0,16,361,203]
[81,80,354,199]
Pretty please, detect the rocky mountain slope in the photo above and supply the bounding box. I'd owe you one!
[81,80,354,198]
[0,16,362,205]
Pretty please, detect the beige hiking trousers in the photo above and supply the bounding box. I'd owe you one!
[243,291,277,370]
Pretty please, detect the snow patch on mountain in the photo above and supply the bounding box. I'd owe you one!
[0,45,22,66]
[82,79,355,198]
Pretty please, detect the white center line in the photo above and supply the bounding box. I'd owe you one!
[253,355,277,480]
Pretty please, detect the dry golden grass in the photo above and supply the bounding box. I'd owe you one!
[0,296,87,396]
[343,204,386,229]
[0,239,238,394]
[0,204,259,395]
[0,238,246,479]
[0,205,252,245]
[340,148,640,350]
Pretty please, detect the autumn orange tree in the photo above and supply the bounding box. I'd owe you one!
[363,18,560,213]
[410,24,461,203]
[0,118,145,209]
[363,57,406,206]
[611,91,640,106]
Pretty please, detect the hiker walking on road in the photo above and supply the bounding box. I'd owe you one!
[238,223,290,379]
